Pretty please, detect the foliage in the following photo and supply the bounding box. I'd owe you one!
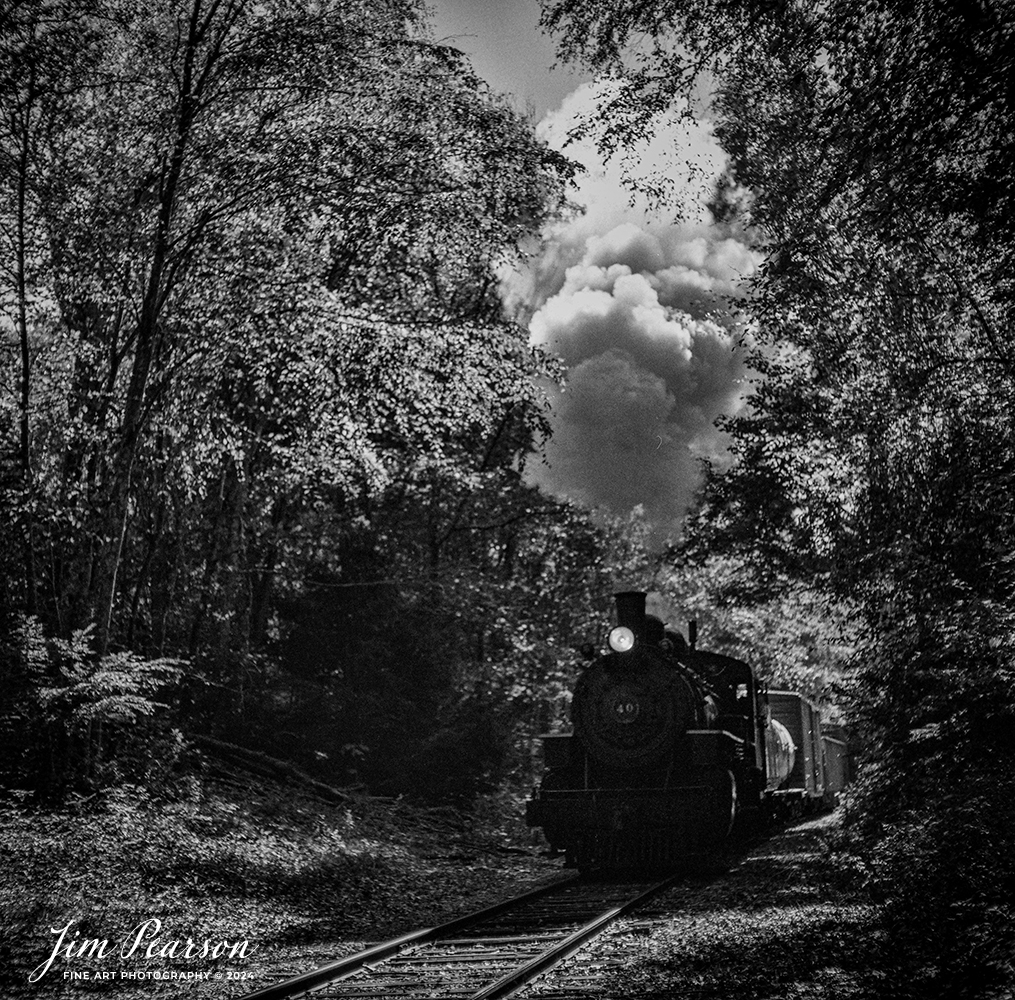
[658,555,858,706]
[837,597,1015,998]
[235,472,622,802]
[0,614,184,794]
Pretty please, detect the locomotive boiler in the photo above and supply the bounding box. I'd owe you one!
[525,591,839,869]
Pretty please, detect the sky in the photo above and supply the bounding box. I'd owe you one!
[428,1,756,543]
[427,0,588,119]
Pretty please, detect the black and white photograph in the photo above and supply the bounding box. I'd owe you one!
[2,0,1013,997]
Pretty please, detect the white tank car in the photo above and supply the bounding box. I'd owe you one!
[765,717,796,790]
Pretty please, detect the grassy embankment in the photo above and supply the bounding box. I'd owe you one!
[2,780,560,1000]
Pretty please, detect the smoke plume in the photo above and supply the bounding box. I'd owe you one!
[517,82,757,540]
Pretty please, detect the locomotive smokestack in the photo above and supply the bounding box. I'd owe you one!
[614,591,647,639]
[688,619,698,650]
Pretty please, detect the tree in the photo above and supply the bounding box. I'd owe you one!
[0,0,108,618]
[0,0,573,651]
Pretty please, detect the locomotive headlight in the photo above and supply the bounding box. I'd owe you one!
[608,626,636,653]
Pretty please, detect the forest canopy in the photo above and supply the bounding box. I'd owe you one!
[539,0,1015,995]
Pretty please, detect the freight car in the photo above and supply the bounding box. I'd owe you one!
[525,591,845,869]
[767,690,849,815]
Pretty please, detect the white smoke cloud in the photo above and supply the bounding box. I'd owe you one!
[515,81,757,540]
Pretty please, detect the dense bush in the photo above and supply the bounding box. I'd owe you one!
[0,614,184,796]
[839,601,1015,998]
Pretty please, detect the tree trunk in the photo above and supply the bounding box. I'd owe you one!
[91,0,209,652]
[14,59,38,616]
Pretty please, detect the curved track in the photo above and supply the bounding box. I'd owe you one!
[237,873,681,1000]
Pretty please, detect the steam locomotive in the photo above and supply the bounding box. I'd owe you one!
[525,591,849,869]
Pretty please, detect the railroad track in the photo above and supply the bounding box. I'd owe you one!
[237,872,682,1000]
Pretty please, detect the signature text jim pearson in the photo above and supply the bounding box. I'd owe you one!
[30,918,253,982]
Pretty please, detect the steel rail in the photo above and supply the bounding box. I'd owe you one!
[468,873,681,1000]
[235,873,580,1000]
